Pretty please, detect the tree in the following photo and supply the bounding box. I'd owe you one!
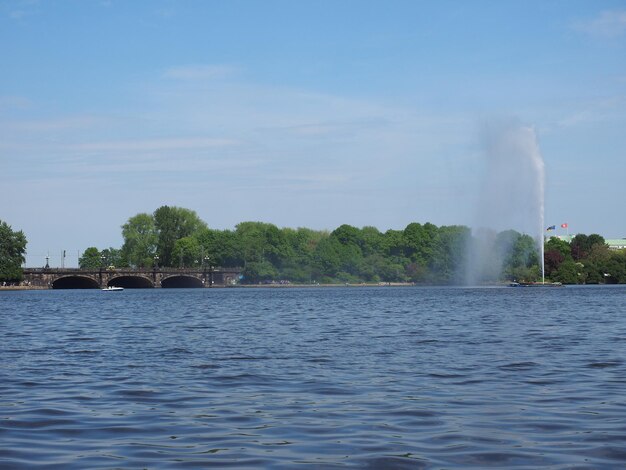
[404,222,438,265]
[0,219,27,282]
[172,237,201,267]
[544,236,572,278]
[79,247,124,269]
[570,234,605,261]
[121,213,158,267]
[605,251,626,284]
[153,206,207,267]
[242,260,278,284]
[194,228,242,267]
[432,225,469,283]
[79,247,102,269]
[484,230,541,282]
[101,247,124,267]
[553,260,582,284]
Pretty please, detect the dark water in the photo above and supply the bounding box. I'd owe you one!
[1,286,626,469]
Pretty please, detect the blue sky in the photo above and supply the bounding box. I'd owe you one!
[1,0,625,267]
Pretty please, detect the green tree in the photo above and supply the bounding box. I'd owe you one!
[604,251,626,284]
[279,227,325,282]
[544,236,572,278]
[570,234,605,261]
[381,229,406,258]
[79,247,102,269]
[499,232,539,281]
[553,260,582,284]
[328,225,364,277]
[0,220,27,282]
[172,236,201,267]
[79,247,124,269]
[121,213,158,267]
[101,247,124,267]
[404,222,439,266]
[312,236,343,280]
[242,260,278,283]
[431,225,469,283]
[154,206,207,266]
[360,226,383,257]
[194,228,242,267]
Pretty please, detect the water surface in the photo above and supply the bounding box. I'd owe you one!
[1,286,625,468]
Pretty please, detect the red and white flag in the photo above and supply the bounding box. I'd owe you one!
[561,223,568,228]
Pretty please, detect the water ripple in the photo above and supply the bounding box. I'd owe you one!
[2,286,626,468]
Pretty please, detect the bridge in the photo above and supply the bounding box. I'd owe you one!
[22,267,243,289]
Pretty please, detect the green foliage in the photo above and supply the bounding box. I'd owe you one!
[172,237,201,267]
[154,206,207,267]
[604,251,626,283]
[121,213,158,267]
[553,260,581,284]
[79,247,124,269]
[79,247,102,269]
[194,228,241,267]
[84,206,626,285]
[0,220,27,282]
[542,234,623,284]
[242,260,278,283]
[102,247,124,267]
[570,233,605,261]
[544,236,572,278]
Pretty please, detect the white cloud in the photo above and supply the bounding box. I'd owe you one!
[574,9,626,37]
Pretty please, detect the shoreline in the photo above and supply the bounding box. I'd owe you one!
[0,282,416,291]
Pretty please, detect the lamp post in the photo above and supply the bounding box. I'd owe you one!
[203,256,209,287]
[100,254,105,287]
[153,255,159,285]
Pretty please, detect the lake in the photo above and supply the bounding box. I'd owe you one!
[1,286,625,468]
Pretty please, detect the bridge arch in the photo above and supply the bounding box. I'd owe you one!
[161,275,203,288]
[52,276,99,289]
[108,275,154,289]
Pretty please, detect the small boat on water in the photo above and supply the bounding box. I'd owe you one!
[102,286,124,291]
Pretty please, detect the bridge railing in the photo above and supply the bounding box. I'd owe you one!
[23,267,242,273]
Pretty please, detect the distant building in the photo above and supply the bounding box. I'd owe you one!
[547,235,626,250]
[606,239,626,251]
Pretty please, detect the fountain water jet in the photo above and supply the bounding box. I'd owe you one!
[465,120,545,285]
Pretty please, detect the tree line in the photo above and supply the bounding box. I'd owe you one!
[2,211,624,285]
[75,205,625,285]
[0,219,27,283]
[544,234,626,284]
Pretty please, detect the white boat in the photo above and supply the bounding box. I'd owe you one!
[102,286,124,291]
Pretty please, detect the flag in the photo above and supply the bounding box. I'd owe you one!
[561,223,568,228]
[546,225,556,231]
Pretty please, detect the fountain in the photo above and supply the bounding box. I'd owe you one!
[466,119,545,285]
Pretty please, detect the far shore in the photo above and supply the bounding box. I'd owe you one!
[0,285,48,291]
[0,282,416,291]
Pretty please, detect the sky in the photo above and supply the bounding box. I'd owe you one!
[1,0,625,267]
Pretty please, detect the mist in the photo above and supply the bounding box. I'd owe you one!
[465,120,545,285]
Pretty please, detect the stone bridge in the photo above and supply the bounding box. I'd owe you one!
[22,267,242,289]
